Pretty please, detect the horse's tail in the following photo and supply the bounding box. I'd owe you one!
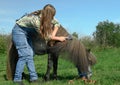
[6,40,18,80]
[49,37,89,73]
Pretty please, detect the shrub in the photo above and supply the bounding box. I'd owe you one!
[0,34,11,54]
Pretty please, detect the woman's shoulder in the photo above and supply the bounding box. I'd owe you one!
[16,13,39,21]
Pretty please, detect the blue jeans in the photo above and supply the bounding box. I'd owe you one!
[12,24,38,82]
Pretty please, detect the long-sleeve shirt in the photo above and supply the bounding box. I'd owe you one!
[16,14,60,33]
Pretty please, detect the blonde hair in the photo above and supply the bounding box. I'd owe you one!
[40,4,56,39]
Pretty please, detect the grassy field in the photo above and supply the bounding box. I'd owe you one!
[0,48,120,85]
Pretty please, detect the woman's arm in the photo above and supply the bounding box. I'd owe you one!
[51,26,67,42]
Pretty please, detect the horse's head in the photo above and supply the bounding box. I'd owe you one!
[86,49,97,66]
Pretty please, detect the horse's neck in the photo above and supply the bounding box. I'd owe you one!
[56,26,69,36]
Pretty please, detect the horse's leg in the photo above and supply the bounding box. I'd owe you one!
[44,53,53,81]
[52,53,58,80]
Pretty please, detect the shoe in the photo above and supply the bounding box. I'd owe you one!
[14,81,24,85]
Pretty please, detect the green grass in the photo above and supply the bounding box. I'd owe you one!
[0,48,120,85]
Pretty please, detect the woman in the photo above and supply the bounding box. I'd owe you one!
[12,4,67,84]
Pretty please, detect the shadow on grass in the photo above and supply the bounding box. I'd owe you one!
[37,73,77,81]
[4,72,78,83]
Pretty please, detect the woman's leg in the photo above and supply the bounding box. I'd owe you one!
[26,38,38,81]
[12,24,38,82]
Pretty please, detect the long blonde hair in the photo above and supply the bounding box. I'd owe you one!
[40,4,56,39]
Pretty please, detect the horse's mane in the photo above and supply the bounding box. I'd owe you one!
[48,26,90,73]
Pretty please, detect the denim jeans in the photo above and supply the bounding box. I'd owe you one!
[12,24,38,82]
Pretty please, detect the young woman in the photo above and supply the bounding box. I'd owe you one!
[12,4,67,84]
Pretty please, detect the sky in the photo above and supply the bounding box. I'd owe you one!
[0,0,120,37]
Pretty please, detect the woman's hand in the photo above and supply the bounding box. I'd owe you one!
[51,26,68,42]
[59,36,67,42]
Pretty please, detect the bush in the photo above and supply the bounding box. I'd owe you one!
[80,36,96,48]
[0,34,11,54]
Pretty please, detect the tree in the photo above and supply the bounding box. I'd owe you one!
[72,32,78,38]
[93,20,120,47]
[0,34,8,54]
[112,24,120,47]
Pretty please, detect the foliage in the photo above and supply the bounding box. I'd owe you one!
[93,20,120,47]
[80,36,96,49]
[72,32,78,38]
[0,34,10,54]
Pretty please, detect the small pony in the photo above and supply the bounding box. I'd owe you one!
[6,25,97,83]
